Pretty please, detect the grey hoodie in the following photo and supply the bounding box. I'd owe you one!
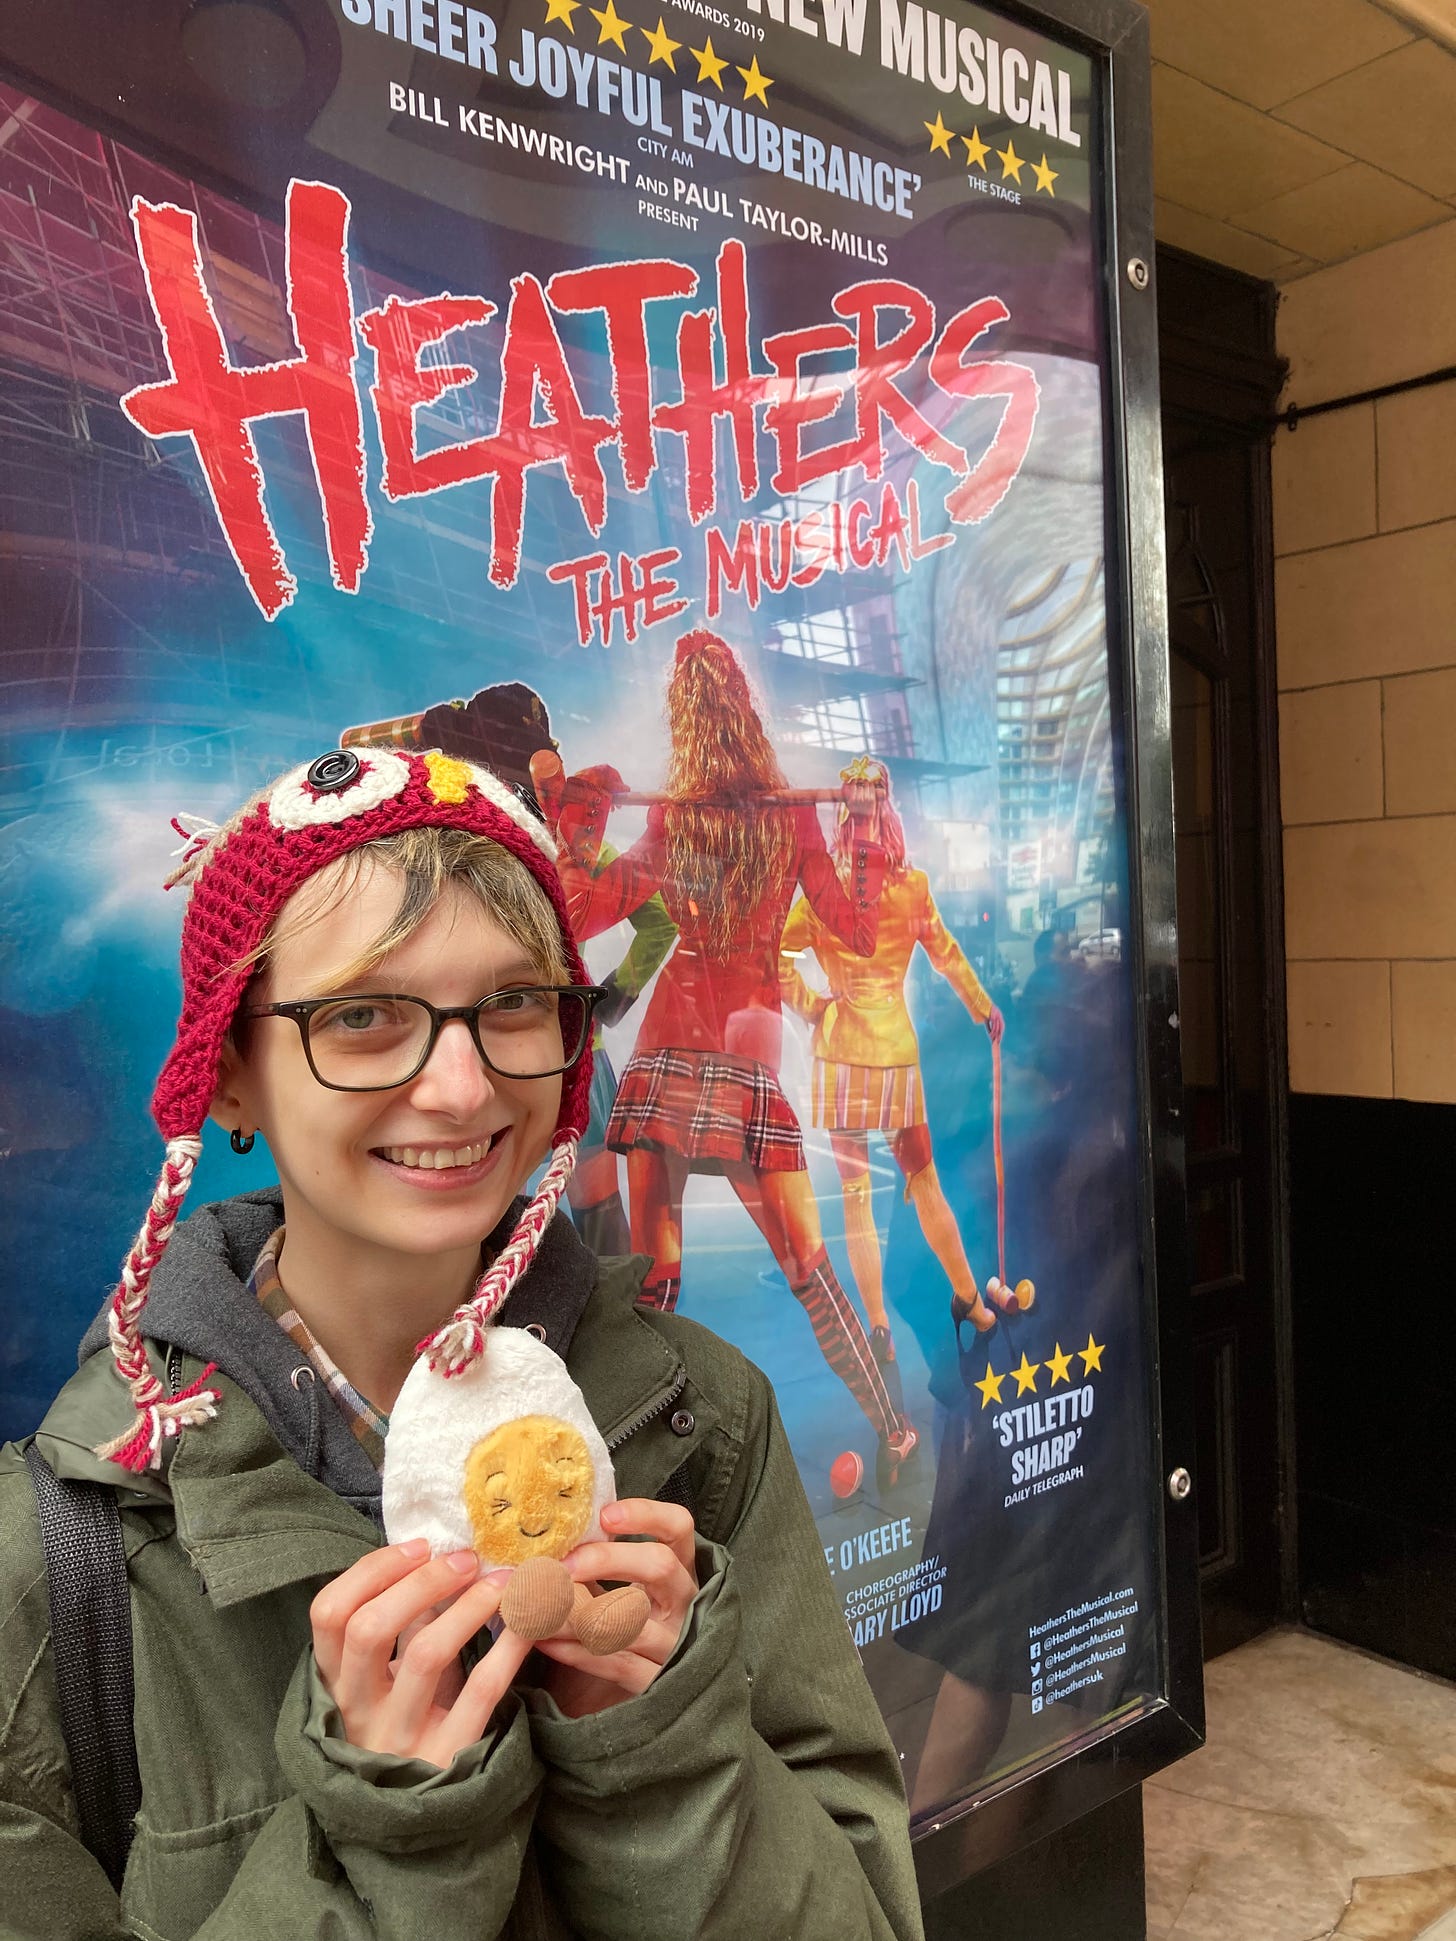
[78,1187,608,1516]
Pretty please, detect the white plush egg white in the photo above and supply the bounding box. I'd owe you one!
[382,1325,616,1557]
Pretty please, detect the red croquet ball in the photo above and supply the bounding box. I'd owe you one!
[830,1450,864,1498]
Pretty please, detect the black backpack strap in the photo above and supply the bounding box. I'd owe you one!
[24,1441,140,1891]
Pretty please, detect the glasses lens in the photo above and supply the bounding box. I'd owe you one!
[476,988,590,1077]
[305,996,433,1089]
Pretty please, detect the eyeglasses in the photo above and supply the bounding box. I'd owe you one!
[240,985,605,1092]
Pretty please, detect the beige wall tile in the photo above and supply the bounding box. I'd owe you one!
[1377,379,1456,532]
[1278,217,1456,396]
[1276,40,1456,199]
[1232,162,1449,264]
[1279,681,1384,824]
[1151,66,1349,222]
[1143,0,1412,112]
[1275,520,1456,689]
[1284,815,1456,959]
[1392,959,1456,1100]
[1383,667,1456,816]
[1154,199,1310,280]
[1271,406,1377,556]
[1286,960,1392,1095]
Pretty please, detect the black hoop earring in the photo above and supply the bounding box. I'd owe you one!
[230,1129,255,1155]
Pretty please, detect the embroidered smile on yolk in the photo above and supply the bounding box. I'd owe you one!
[462,1416,594,1565]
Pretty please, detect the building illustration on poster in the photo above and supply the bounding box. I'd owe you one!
[0,0,1168,1832]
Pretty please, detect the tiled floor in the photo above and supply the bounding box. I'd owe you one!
[1144,1629,1456,1941]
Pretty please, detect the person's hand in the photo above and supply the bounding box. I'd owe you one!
[528,748,567,833]
[595,969,639,1030]
[530,753,620,868]
[985,1004,1005,1045]
[310,1540,533,1769]
[532,1499,699,1719]
[839,775,882,834]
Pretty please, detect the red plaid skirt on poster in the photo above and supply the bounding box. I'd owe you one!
[606,1048,807,1173]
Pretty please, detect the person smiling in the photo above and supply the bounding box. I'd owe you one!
[0,747,924,1939]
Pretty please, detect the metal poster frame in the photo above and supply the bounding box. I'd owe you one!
[0,0,1202,1900]
[912,0,1203,1897]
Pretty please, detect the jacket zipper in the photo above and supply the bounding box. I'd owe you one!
[605,1365,687,1451]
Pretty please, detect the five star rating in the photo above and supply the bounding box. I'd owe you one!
[540,0,1062,189]
[925,112,1058,194]
[545,0,774,102]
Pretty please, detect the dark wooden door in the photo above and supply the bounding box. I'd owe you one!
[1157,250,1290,1660]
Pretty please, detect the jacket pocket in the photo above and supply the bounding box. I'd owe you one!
[121,1800,284,1940]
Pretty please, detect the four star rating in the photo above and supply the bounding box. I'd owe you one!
[973,1335,1105,1407]
[934,118,1058,195]
[543,0,771,101]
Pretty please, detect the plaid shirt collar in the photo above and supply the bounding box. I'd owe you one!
[247,1226,390,1474]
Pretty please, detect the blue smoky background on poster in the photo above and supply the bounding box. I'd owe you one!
[0,0,1158,1817]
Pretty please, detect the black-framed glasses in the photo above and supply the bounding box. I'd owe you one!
[240,985,606,1092]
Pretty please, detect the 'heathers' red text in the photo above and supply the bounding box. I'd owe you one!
[120,179,1040,621]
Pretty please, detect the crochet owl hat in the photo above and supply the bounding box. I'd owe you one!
[97,746,594,1474]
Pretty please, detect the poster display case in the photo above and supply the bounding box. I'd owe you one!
[0,0,1201,1894]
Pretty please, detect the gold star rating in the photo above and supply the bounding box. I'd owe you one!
[1032,152,1058,195]
[692,35,728,88]
[1045,1342,1074,1387]
[640,14,680,67]
[962,126,990,170]
[997,139,1024,183]
[924,111,953,156]
[1011,1351,1040,1396]
[1078,1333,1105,1376]
[543,0,580,26]
[973,1363,1005,1409]
[590,0,630,50]
[737,55,773,104]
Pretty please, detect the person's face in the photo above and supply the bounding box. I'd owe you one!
[841,777,887,841]
[214,859,564,1265]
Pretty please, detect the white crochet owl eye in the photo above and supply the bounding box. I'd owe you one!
[267,749,410,830]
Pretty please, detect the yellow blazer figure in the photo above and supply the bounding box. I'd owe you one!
[780,759,1005,1397]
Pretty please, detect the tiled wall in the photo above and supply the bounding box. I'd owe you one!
[1272,216,1456,1100]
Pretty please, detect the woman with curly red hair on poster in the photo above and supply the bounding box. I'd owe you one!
[534,630,919,1486]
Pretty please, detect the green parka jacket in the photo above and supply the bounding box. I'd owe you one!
[0,1192,925,1941]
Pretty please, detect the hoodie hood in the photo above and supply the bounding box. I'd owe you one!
[79,1188,604,1514]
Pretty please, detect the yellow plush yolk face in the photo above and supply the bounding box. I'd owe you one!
[462,1416,595,1565]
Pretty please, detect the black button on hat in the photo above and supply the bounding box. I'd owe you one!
[306,750,362,792]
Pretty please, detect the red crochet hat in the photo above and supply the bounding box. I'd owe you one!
[98,745,594,1474]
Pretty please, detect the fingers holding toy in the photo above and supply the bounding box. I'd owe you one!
[528,1500,700,1713]
[310,1542,527,1766]
[605,1497,697,1576]
[568,1502,696,1622]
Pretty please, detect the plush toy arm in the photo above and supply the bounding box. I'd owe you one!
[500,1557,576,1642]
[499,1558,650,1659]
[571,1583,650,1657]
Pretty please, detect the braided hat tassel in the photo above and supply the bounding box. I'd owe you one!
[96,748,595,1472]
[94,1136,222,1472]
[417,1134,580,1376]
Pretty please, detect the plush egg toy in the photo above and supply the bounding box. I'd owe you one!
[383,1326,650,1656]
